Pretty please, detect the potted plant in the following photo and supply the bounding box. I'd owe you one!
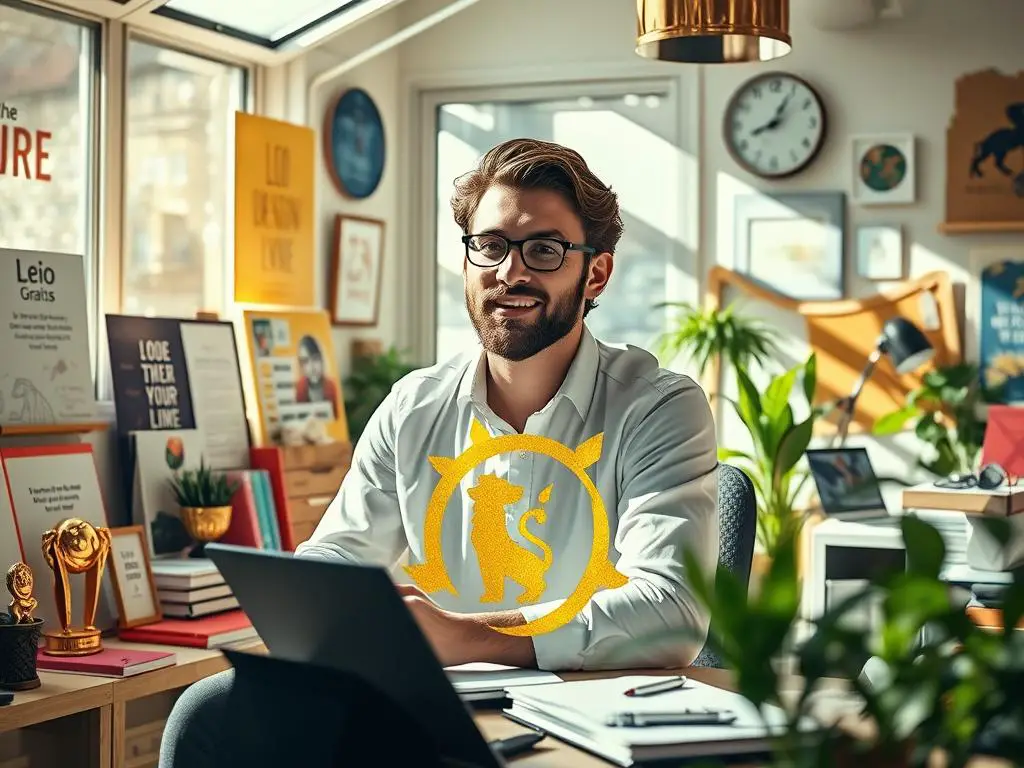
[873,362,1004,477]
[719,354,822,561]
[343,346,417,444]
[168,460,239,557]
[652,300,784,385]
[680,514,1024,767]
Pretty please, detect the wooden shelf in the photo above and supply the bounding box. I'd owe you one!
[0,421,109,437]
[938,221,1024,234]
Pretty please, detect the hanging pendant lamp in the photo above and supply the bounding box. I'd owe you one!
[636,0,792,64]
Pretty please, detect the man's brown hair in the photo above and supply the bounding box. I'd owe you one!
[450,138,623,316]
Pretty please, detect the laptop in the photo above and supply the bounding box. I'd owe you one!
[805,447,893,523]
[204,543,506,768]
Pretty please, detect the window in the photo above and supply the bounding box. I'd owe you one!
[0,2,98,307]
[427,84,689,362]
[122,39,247,319]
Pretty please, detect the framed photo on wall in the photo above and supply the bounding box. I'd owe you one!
[851,134,916,205]
[330,214,385,327]
[855,224,904,280]
[734,191,846,301]
[107,525,162,629]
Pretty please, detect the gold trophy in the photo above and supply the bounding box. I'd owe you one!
[41,518,112,656]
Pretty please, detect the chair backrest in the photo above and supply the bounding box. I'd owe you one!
[691,463,757,669]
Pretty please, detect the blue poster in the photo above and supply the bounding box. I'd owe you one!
[326,87,385,200]
[979,259,1024,401]
[106,314,196,434]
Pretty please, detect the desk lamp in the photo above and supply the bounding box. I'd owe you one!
[833,316,934,447]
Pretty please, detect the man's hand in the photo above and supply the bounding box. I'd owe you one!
[395,584,537,668]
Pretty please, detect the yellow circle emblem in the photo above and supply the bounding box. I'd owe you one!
[404,418,627,637]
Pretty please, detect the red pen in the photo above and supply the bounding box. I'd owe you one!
[623,676,688,697]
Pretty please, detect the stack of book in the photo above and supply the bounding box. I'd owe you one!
[151,558,239,619]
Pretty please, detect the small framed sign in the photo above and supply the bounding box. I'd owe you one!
[108,525,162,629]
[329,214,385,327]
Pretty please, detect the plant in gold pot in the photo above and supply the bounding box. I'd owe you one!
[168,460,239,558]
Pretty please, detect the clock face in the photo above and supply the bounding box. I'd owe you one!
[724,73,827,179]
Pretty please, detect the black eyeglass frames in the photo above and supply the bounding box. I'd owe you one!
[462,233,596,272]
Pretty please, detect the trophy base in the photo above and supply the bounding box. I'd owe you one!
[42,628,103,656]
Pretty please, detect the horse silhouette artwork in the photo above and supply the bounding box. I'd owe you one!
[970,102,1024,178]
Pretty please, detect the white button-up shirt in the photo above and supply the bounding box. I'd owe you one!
[296,326,719,671]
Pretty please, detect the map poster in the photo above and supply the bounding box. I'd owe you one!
[979,258,1024,402]
[0,247,97,430]
[106,315,197,435]
[242,309,349,445]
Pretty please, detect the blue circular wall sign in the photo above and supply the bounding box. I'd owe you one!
[324,87,385,199]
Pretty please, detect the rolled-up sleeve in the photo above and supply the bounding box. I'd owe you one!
[294,389,406,567]
[519,382,719,671]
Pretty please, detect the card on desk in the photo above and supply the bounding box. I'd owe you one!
[445,662,561,702]
[505,675,819,766]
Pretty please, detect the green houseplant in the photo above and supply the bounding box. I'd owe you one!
[344,346,417,444]
[168,460,239,557]
[681,515,1024,767]
[873,362,1003,477]
[720,354,822,558]
[653,300,784,380]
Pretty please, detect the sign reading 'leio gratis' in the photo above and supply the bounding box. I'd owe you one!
[234,112,315,307]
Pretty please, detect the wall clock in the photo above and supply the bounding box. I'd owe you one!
[324,87,386,199]
[723,72,827,179]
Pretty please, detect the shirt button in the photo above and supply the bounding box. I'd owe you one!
[519,451,527,458]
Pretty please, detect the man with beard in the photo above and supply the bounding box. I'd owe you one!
[159,138,719,768]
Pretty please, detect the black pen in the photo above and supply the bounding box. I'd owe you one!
[489,730,546,758]
[623,675,688,697]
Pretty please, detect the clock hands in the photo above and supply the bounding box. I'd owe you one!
[750,91,795,136]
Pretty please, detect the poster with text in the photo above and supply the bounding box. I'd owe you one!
[106,315,251,470]
[980,258,1024,403]
[243,309,349,445]
[1,444,117,633]
[0,248,97,429]
[234,112,315,307]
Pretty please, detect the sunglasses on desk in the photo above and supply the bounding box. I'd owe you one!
[934,463,1019,490]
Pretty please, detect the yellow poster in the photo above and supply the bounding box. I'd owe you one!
[234,112,315,307]
[243,309,349,445]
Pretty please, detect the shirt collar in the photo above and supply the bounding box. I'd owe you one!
[456,326,600,422]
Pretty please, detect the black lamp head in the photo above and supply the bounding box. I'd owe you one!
[882,317,934,374]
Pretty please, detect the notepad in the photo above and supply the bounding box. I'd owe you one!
[444,662,561,701]
[504,676,820,766]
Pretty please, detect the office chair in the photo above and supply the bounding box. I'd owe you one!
[691,463,758,669]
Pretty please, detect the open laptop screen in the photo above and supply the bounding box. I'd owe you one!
[806,447,888,520]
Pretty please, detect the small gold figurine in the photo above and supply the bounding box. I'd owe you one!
[40,518,112,656]
[6,562,38,623]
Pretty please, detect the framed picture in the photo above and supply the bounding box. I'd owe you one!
[855,224,904,280]
[330,214,385,327]
[968,246,1024,404]
[735,191,846,301]
[107,525,162,629]
[851,133,916,205]
[323,87,386,200]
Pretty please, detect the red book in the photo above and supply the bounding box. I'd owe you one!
[36,647,176,677]
[221,471,263,548]
[250,447,296,550]
[118,609,257,648]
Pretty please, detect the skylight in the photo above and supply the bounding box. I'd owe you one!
[154,0,372,48]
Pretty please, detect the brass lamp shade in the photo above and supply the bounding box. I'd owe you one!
[636,0,792,64]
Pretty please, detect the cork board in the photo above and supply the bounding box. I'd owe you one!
[706,267,962,433]
[943,69,1024,232]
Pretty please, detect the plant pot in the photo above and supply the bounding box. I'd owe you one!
[179,505,232,558]
[0,616,43,690]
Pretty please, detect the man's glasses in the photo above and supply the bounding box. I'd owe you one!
[462,234,595,272]
[935,463,1019,490]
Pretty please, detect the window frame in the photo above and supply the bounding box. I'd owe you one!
[93,26,257,401]
[412,77,687,366]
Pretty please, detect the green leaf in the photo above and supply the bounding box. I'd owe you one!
[774,417,813,484]
[718,447,753,462]
[762,367,797,423]
[735,366,763,442]
[874,405,918,435]
[901,516,946,580]
[802,352,817,405]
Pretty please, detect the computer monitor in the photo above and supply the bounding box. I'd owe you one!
[805,447,889,521]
